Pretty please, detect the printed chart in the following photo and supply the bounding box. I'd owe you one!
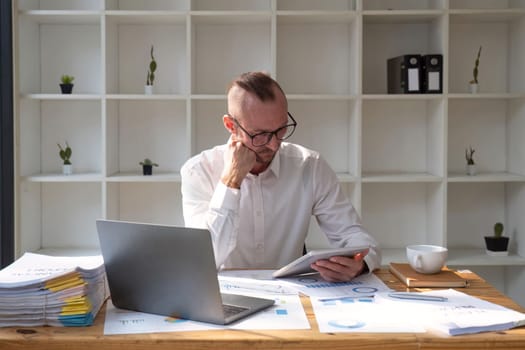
[311,296,426,333]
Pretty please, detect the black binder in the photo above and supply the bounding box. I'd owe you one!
[421,54,443,94]
[387,54,422,94]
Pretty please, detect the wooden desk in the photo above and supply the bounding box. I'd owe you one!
[1,269,524,350]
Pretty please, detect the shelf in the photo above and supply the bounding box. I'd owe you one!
[106,94,187,100]
[449,9,525,23]
[18,10,102,24]
[362,172,442,183]
[447,249,525,266]
[448,93,525,100]
[448,173,525,182]
[105,11,186,24]
[362,10,444,24]
[106,173,182,182]
[381,248,525,267]
[362,94,443,100]
[21,94,102,100]
[22,173,103,182]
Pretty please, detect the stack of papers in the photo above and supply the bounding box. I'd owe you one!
[0,252,109,327]
[375,289,525,336]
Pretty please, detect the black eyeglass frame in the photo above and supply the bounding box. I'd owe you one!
[227,112,297,147]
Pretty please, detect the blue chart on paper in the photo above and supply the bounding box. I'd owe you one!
[301,280,362,288]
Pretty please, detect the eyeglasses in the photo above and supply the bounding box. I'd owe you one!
[228,112,297,147]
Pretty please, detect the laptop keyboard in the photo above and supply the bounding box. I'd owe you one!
[222,304,249,318]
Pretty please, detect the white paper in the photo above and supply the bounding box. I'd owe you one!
[279,272,392,298]
[408,68,420,91]
[311,296,426,333]
[0,253,104,288]
[375,289,525,336]
[104,292,309,335]
[219,270,297,295]
[428,71,440,91]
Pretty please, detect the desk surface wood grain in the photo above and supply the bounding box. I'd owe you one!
[1,269,524,350]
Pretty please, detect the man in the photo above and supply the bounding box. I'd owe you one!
[181,72,381,282]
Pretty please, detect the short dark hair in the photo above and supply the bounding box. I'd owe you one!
[228,72,285,102]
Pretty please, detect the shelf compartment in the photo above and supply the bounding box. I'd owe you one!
[448,15,525,94]
[277,15,358,95]
[191,100,229,155]
[19,100,102,177]
[18,182,102,253]
[105,100,188,176]
[105,15,187,95]
[18,14,101,95]
[362,13,445,94]
[289,100,359,176]
[447,182,524,255]
[362,99,444,176]
[448,99,525,176]
[362,182,445,249]
[191,16,271,94]
[105,182,184,225]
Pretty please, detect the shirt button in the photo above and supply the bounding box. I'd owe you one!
[257,244,263,250]
[256,211,262,216]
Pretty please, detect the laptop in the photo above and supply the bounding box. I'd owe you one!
[96,219,275,325]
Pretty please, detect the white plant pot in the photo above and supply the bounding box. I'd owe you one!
[466,164,476,176]
[63,164,72,175]
[144,85,153,95]
[469,83,479,94]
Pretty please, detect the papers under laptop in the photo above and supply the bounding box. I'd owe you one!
[96,219,274,325]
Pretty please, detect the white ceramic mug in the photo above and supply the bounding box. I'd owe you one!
[406,244,448,274]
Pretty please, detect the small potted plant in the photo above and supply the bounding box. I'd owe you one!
[57,142,72,175]
[465,146,476,176]
[468,46,482,93]
[60,75,75,94]
[140,158,158,175]
[484,222,509,256]
[465,146,476,175]
[145,45,157,95]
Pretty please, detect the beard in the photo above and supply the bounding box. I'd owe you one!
[251,147,278,174]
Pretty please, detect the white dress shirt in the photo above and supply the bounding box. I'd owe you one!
[181,142,381,272]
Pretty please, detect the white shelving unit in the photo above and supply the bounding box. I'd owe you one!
[14,0,525,305]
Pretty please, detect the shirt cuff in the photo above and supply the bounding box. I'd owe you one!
[210,181,240,212]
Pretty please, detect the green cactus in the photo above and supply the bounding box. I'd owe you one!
[465,146,475,165]
[57,142,72,165]
[470,46,482,84]
[146,45,157,86]
[139,158,158,167]
[60,75,74,84]
[494,222,504,238]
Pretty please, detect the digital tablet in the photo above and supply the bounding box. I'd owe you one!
[272,246,370,278]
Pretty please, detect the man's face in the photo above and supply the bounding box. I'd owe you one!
[228,87,288,174]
